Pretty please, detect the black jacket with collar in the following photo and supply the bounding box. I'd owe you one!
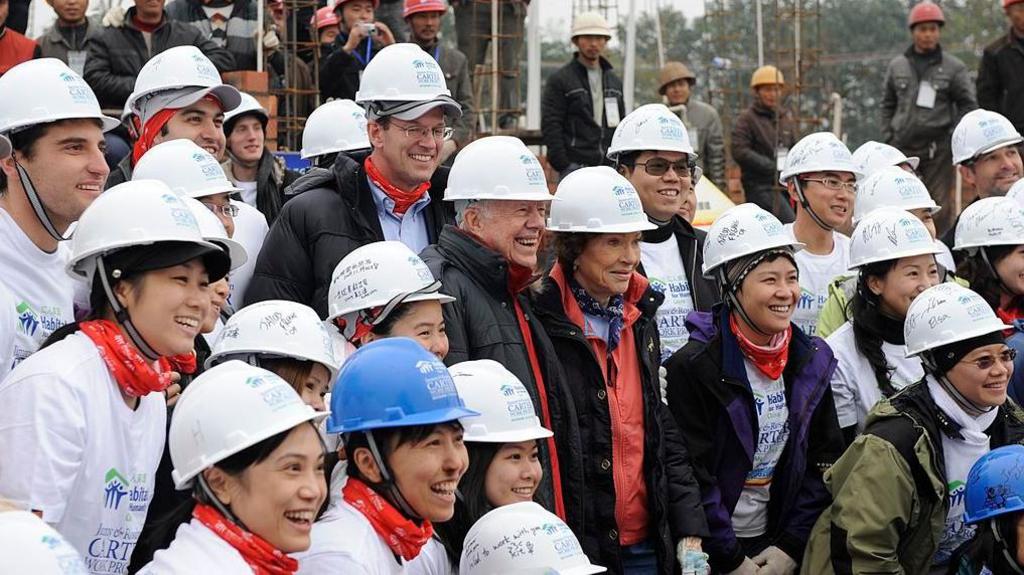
[977,30,1024,136]
[638,216,720,314]
[244,149,454,316]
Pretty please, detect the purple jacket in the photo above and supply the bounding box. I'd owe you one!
[663,308,844,572]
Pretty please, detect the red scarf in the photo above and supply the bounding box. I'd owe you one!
[996,303,1024,336]
[729,314,792,380]
[193,503,298,575]
[364,156,430,216]
[131,107,179,165]
[342,478,434,561]
[80,319,195,398]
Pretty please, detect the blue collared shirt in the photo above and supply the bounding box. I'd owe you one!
[367,176,432,254]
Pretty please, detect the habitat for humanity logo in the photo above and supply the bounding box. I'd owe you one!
[16,300,39,336]
[103,468,129,510]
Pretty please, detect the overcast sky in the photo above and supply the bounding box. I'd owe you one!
[539,0,706,38]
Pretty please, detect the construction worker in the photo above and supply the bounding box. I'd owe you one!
[608,103,720,361]
[977,0,1024,137]
[246,43,459,317]
[404,0,473,163]
[940,108,1024,248]
[0,0,39,75]
[881,1,977,236]
[779,132,861,337]
[731,65,797,223]
[0,59,116,377]
[319,0,397,102]
[542,11,624,179]
[658,60,726,190]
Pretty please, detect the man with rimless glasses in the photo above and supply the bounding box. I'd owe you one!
[607,104,720,362]
[245,44,459,317]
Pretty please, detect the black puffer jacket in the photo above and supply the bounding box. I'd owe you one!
[420,226,586,538]
[532,271,709,575]
[83,8,236,110]
[541,55,625,173]
[244,150,453,316]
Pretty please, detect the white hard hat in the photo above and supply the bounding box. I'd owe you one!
[952,109,1024,166]
[853,165,940,224]
[904,283,1011,357]
[1007,178,1024,207]
[126,46,242,117]
[132,139,242,199]
[355,43,461,119]
[327,241,455,333]
[851,141,920,177]
[547,166,656,233]
[953,196,1024,252]
[206,299,340,379]
[300,99,370,159]
[0,135,9,159]
[223,92,268,126]
[181,196,248,272]
[460,502,606,575]
[702,203,804,278]
[849,208,942,270]
[779,131,862,184]
[169,360,328,489]
[444,136,554,202]
[0,58,118,134]
[607,103,696,161]
[449,360,553,443]
[571,11,612,39]
[67,180,223,283]
[0,510,88,574]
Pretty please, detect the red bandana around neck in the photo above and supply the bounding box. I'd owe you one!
[729,314,792,380]
[997,300,1024,336]
[193,503,298,575]
[342,477,434,562]
[364,156,430,217]
[80,319,195,398]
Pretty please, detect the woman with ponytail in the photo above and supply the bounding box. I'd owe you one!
[826,208,942,442]
[664,203,845,575]
[0,180,230,570]
[138,360,328,574]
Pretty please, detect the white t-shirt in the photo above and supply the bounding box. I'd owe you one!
[928,377,997,567]
[295,499,407,574]
[0,331,167,575]
[235,181,258,208]
[138,518,253,575]
[228,201,268,309]
[0,282,18,381]
[826,321,924,431]
[641,236,695,363]
[732,359,790,538]
[785,225,851,338]
[405,538,455,575]
[0,208,81,373]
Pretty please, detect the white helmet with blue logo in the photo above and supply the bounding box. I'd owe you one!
[449,360,553,443]
[547,166,656,233]
[904,283,1012,357]
[607,103,697,161]
[444,136,554,202]
[848,208,942,269]
[132,139,241,200]
[355,43,461,119]
[0,58,119,134]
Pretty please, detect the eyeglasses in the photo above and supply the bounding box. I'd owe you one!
[959,348,1017,371]
[203,202,239,218]
[391,123,454,141]
[801,176,858,195]
[634,157,694,178]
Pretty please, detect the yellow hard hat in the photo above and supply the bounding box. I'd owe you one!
[750,65,785,88]
[658,61,696,94]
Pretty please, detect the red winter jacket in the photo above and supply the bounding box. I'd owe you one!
[0,27,40,76]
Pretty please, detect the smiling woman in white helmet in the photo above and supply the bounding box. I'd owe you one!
[664,203,844,575]
[803,283,1024,574]
[138,361,329,574]
[0,180,230,572]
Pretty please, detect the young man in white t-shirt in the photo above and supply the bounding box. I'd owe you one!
[778,132,861,337]
[0,59,117,377]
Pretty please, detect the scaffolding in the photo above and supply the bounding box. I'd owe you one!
[461,0,526,135]
[269,0,321,150]
[572,0,620,26]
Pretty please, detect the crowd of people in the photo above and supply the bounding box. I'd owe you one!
[5,0,1024,575]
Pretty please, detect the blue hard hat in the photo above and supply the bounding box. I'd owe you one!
[327,337,479,434]
[964,445,1024,524]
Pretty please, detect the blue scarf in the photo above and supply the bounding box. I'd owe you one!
[568,274,625,352]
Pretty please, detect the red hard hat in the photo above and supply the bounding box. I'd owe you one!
[908,2,945,28]
[403,0,447,18]
[334,0,381,12]
[311,6,340,30]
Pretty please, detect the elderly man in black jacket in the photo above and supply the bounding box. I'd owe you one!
[244,43,458,317]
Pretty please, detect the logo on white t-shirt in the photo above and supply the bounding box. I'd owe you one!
[16,300,40,336]
[103,468,129,511]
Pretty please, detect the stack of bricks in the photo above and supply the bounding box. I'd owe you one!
[221,71,279,151]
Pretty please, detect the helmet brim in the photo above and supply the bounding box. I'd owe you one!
[327,406,480,435]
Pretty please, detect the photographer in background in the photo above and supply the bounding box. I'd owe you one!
[320,0,395,102]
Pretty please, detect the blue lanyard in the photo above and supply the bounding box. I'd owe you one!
[352,37,374,67]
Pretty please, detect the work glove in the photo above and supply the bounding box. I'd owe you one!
[659,365,669,405]
[677,537,709,575]
[102,5,126,28]
[752,546,797,575]
[723,556,760,575]
[263,28,281,51]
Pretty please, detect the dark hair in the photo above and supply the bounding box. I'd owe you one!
[434,442,501,565]
[224,111,268,139]
[849,259,901,397]
[345,422,462,486]
[40,269,145,349]
[551,231,598,273]
[261,357,317,397]
[0,122,48,195]
[957,244,1017,310]
[615,151,640,169]
[947,513,1022,574]
[371,301,418,337]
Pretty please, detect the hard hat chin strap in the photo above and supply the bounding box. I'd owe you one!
[993,518,1024,574]
[14,157,70,242]
[366,430,423,521]
[792,178,835,233]
[197,473,251,532]
[96,256,163,361]
[716,267,773,338]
